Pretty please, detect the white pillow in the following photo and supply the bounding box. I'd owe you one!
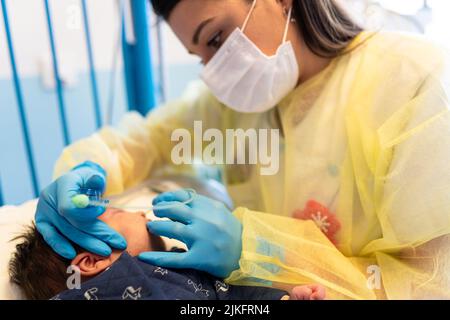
[0,200,37,300]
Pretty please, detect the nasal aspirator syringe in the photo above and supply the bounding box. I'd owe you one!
[71,188,196,211]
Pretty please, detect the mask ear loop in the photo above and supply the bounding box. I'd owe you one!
[241,0,257,32]
[282,6,293,43]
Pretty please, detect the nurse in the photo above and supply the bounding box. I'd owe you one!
[35,0,450,299]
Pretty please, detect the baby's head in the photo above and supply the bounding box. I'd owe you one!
[9,208,165,300]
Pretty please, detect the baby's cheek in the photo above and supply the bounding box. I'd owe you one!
[126,232,153,256]
[125,240,148,256]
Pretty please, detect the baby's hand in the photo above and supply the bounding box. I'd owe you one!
[290,285,326,300]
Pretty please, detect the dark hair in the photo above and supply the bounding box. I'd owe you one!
[9,223,73,300]
[150,0,363,58]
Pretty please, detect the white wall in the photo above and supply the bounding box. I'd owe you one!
[346,0,450,47]
[0,0,122,80]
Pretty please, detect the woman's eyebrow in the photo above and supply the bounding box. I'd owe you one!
[193,17,216,45]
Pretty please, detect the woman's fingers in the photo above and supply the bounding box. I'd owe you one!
[147,220,193,244]
[83,173,106,192]
[36,221,77,260]
[152,201,192,223]
[54,216,113,257]
[152,189,194,206]
[138,251,193,269]
[72,218,127,250]
[61,204,106,221]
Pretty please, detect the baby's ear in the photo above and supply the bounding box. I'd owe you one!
[70,252,114,277]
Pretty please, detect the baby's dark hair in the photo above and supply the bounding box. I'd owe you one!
[9,223,75,300]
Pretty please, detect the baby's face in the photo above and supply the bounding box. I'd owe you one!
[98,208,165,256]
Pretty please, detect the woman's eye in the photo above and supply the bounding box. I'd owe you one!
[207,31,223,50]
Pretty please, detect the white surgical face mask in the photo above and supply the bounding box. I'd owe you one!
[200,0,299,113]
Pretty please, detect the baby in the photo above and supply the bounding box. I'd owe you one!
[9,207,325,300]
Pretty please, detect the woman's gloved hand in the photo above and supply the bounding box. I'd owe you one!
[35,161,127,259]
[138,189,243,278]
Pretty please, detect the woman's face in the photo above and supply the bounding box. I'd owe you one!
[168,0,297,65]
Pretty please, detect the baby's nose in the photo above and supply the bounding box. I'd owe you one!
[139,212,146,218]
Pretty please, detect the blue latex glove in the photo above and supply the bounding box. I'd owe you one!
[138,189,243,278]
[35,161,127,259]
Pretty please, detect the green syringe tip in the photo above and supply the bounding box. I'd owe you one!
[72,194,90,209]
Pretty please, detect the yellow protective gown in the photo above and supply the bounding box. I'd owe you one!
[54,31,450,299]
